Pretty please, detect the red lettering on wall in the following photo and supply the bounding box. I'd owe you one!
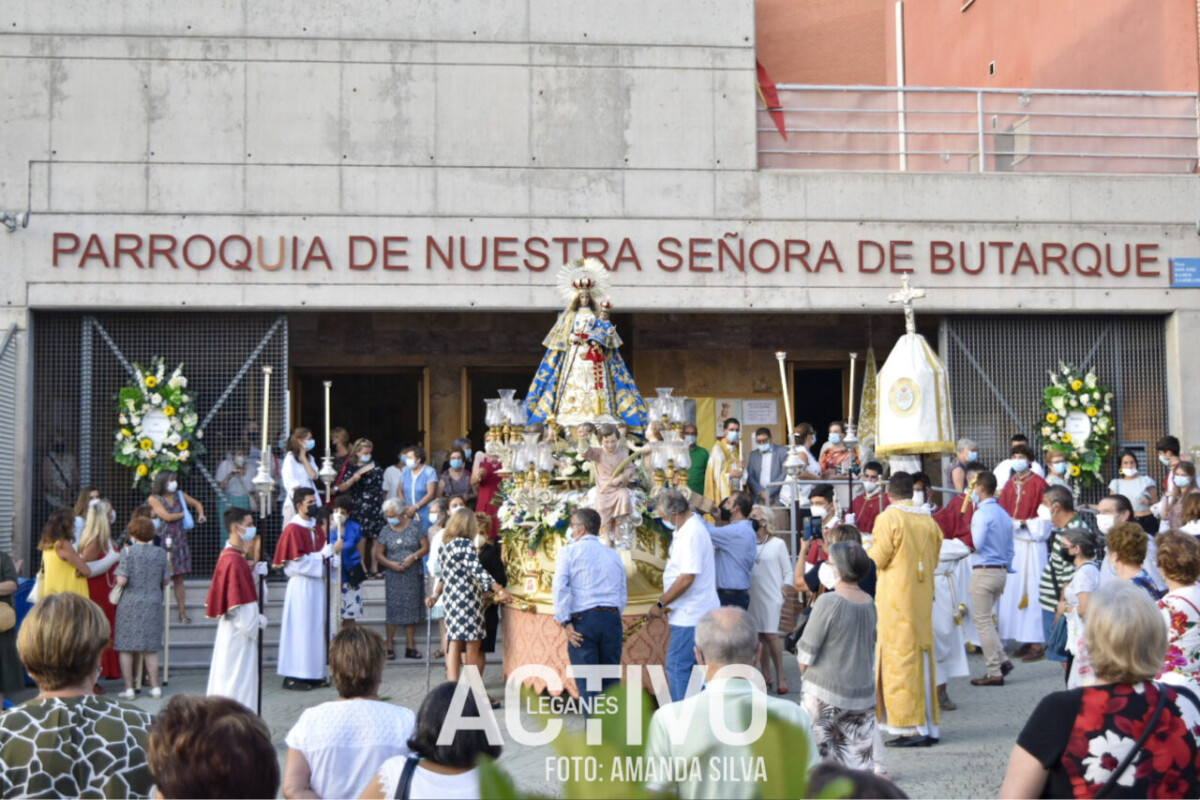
[382,236,408,271]
[53,233,80,267]
[114,234,145,269]
[784,240,810,273]
[581,238,609,268]
[889,240,913,273]
[80,234,111,268]
[718,235,745,272]
[929,241,954,273]
[493,237,518,272]
[183,235,215,269]
[858,240,884,273]
[657,238,683,271]
[149,235,179,270]
[219,235,251,271]
[815,241,842,272]
[257,236,284,271]
[688,238,713,272]
[348,236,376,270]
[1136,243,1160,276]
[749,239,779,272]
[524,237,550,271]
[1011,242,1038,275]
[1072,243,1102,276]
[1042,243,1068,275]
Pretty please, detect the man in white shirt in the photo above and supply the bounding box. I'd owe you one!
[645,607,819,799]
[649,488,720,703]
[994,433,1045,491]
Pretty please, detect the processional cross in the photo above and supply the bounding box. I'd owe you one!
[887,275,925,334]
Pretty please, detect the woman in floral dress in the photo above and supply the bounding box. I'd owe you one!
[334,438,385,576]
[1155,531,1200,686]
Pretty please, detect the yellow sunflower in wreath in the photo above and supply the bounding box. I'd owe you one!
[177,441,189,451]
[145,376,158,389]
[1069,464,1082,477]
[136,464,149,477]
[1062,433,1073,444]
[1070,380,1083,391]
[139,438,154,451]
[1046,413,1059,424]
[1086,407,1098,417]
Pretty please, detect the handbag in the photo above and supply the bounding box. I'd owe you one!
[108,582,124,606]
[1093,683,1168,798]
[1045,614,1069,659]
[181,503,195,531]
[27,563,44,605]
[0,602,14,633]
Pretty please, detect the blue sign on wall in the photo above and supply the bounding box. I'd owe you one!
[1172,259,1200,288]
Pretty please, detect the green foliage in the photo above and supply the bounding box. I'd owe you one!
[111,357,205,491]
[1040,362,1114,487]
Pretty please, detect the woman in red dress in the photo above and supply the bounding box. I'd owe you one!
[471,435,504,539]
[77,499,123,684]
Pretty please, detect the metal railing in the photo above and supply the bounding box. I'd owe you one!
[758,85,1200,174]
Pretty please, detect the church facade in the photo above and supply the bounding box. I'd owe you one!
[0,0,1195,567]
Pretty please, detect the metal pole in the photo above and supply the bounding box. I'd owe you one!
[256,574,265,715]
[977,90,987,172]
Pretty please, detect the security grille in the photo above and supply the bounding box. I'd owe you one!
[940,314,1167,504]
[31,312,288,576]
[0,326,19,555]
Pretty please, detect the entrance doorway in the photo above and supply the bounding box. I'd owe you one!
[293,370,425,466]
[792,367,845,436]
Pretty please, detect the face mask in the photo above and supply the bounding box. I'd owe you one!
[828,434,842,445]
[304,439,315,452]
[167,481,178,493]
[234,455,246,467]
[684,435,697,447]
[450,458,464,469]
[750,519,762,533]
[1175,475,1193,489]
[428,512,440,524]
[726,431,739,443]
[1160,455,1171,466]
[1052,462,1067,475]
[1011,459,1029,473]
[241,526,257,542]
[386,516,402,527]
[969,490,980,505]
[1121,467,1138,478]
[1037,504,1053,521]
[757,443,770,453]
[718,506,732,522]
[405,457,416,469]
[464,448,472,459]
[912,490,926,506]
[360,454,372,463]
[88,498,101,509]
[862,480,878,494]
[811,506,827,520]
[1058,545,1073,561]
[661,517,676,531]
[1096,514,1115,534]
[967,450,979,462]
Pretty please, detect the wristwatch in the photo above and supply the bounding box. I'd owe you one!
[655,600,665,610]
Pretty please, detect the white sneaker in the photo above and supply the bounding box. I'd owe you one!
[117,688,136,700]
[149,687,162,699]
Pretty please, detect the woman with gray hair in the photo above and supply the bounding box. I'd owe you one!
[1000,581,1200,799]
[797,541,884,775]
[373,497,428,660]
[948,438,978,492]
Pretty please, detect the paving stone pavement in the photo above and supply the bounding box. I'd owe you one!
[7,644,1062,798]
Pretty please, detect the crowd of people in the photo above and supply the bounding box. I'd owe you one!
[5,416,1200,798]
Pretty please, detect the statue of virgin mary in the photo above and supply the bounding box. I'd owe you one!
[524,258,648,434]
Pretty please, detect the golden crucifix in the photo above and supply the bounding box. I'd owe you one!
[887,275,925,334]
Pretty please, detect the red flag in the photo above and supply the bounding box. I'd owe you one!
[756,59,787,141]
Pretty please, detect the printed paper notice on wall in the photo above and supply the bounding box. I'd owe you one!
[1170,258,1200,288]
[742,399,779,426]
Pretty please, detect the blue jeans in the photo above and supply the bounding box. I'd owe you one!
[566,610,624,704]
[667,624,699,703]
[1042,608,1069,663]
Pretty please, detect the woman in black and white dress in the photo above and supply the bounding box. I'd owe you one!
[425,510,511,684]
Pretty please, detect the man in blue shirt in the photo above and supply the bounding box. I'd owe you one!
[552,507,628,704]
[704,492,758,610]
[968,472,1016,686]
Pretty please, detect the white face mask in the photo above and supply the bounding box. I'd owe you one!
[828,433,842,445]
[88,498,101,509]
[811,505,827,519]
[726,430,739,443]
[166,481,178,493]
[684,434,697,446]
[1121,467,1138,478]
[240,525,257,542]
[1175,474,1193,489]
[911,490,926,507]
[1011,459,1029,473]
[1096,514,1115,534]
[861,480,878,494]
[234,455,246,467]
[1036,504,1053,521]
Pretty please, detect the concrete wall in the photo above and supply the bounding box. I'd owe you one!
[2,0,1200,559]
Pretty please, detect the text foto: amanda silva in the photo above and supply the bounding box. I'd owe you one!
[547,755,769,783]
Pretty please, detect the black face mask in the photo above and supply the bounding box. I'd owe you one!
[718,506,732,522]
[751,519,762,533]
[1058,545,1074,561]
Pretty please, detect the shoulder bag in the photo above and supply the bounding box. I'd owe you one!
[392,756,420,799]
[1093,683,1168,799]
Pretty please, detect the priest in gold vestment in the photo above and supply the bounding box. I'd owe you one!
[703,418,743,505]
[867,471,944,746]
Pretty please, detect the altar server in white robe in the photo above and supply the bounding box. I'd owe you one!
[273,487,340,690]
[996,515,1050,646]
[932,537,972,710]
[205,507,267,709]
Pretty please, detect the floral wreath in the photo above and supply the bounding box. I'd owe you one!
[1041,362,1113,486]
[113,358,205,489]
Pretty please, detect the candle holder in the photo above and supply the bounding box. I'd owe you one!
[253,366,276,518]
[318,381,337,501]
